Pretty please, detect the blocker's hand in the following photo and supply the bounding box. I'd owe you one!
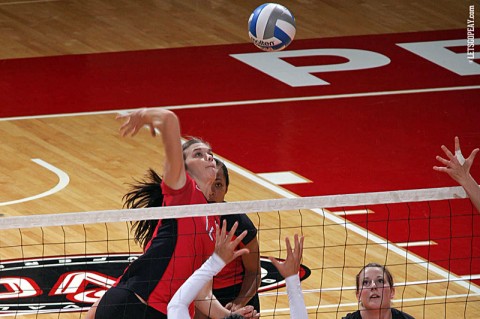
[215,220,249,265]
[269,234,304,279]
[433,136,479,185]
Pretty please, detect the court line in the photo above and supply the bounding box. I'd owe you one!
[0,0,61,5]
[1,84,479,122]
[260,275,480,297]
[259,293,480,314]
[0,159,69,206]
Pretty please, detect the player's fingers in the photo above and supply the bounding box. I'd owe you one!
[455,136,461,152]
[226,221,238,241]
[269,256,281,269]
[435,155,449,166]
[233,248,250,259]
[240,305,257,318]
[215,221,221,242]
[292,234,300,257]
[468,148,480,161]
[149,125,156,137]
[441,145,455,159]
[118,118,131,131]
[293,235,303,261]
[220,219,228,241]
[115,115,124,121]
[298,235,305,260]
[231,230,247,248]
[120,125,134,137]
[455,150,466,165]
[454,137,466,165]
[129,126,141,137]
[433,166,448,173]
[120,120,141,137]
[285,236,293,256]
[245,309,259,318]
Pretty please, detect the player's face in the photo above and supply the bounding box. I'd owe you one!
[184,143,216,183]
[208,167,228,202]
[356,267,395,311]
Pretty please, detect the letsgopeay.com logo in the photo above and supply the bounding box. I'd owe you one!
[0,253,311,315]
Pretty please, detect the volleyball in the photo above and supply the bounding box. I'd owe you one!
[248,3,296,52]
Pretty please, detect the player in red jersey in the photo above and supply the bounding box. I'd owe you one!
[86,108,256,319]
[168,219,252,318]
[118,159,262,317]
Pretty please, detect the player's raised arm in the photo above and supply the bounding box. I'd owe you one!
[269,235,308,319]
[117,108,186,190]
[434,136,480,213]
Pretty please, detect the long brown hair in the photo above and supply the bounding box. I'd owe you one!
[123,168,164,249]
[124,137,210,249]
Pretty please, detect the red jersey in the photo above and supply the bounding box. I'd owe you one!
[116,174,217,316]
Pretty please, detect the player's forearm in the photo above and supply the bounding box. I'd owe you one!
[231,271,261,307]
[461,174,480,213]
[285,274,308,319]
[168,254,225,317]
[154,110,184,188]
[196,295,231,319]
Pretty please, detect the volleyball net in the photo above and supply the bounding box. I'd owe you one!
[0,186,479,318]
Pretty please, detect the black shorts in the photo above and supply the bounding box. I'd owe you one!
[213,283,260,311]
[94,287,167,319]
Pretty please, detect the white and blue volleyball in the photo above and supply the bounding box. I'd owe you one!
[248,3,296,51]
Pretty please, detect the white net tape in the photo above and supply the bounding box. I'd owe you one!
[0,186,467,230]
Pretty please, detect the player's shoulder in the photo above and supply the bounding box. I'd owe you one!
[220,214,257,243]
[221,213,255,228]
[341,311,361,319]
[392,308,415,319]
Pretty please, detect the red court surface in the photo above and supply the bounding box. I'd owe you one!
[1,29,478,117]
[2,29,480,285]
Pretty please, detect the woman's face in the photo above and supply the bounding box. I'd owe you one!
[208,166,228,202]
[356,266,395,311]
[184,143,216,184]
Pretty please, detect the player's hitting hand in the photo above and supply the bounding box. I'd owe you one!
[116,108,177,137]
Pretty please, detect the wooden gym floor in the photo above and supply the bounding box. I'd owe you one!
[1,1,479,318]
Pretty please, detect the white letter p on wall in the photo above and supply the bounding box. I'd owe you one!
[230,49,391,87]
